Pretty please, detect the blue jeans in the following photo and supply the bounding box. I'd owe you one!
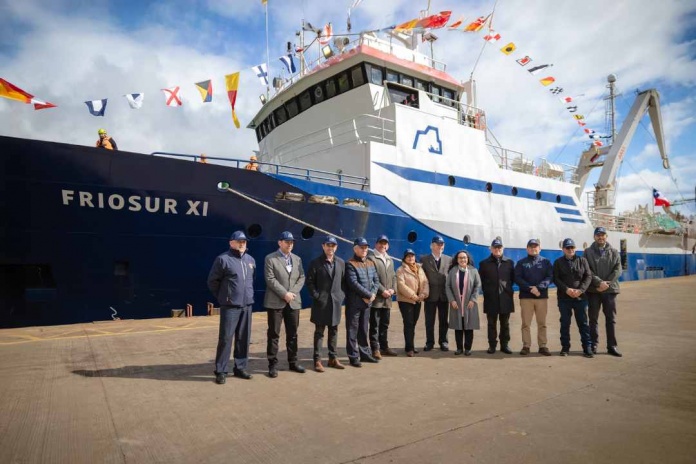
[215,306,252,374]
[558,299,591,350]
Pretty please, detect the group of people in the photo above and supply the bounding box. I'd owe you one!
[207,227,623,384]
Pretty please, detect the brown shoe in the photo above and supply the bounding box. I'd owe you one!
[383,348,398,357]
[406,351,415,357]
[373,350,382,360]
[520,347,530,355]
[328,358,345,369]
[539,347,552,356]
[314,360,325,373]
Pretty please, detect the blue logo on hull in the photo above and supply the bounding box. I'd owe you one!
[412,125,443,155]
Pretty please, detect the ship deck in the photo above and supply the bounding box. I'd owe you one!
[1,276,695,464]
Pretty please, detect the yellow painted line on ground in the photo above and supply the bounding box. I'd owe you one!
[0,324,219,346]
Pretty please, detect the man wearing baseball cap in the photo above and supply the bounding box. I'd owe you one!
[208,230,256,384]
[514,239,554,356]
[306,236,346,371]
[420,235,452,352]
[344,237,381,367]
[584,227,623,357]
[479,238,516,354]
[553,238,593,358]
[264,231,306,377]
[367,235,398,358]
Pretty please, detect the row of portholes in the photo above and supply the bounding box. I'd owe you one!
[445,177,564,203]
[246,224,316,240]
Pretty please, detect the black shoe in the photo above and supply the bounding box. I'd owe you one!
[583,349,594,358]
[464,350,472,356]
[591,345,598,354]
[487,346,496,354]
[560,349,569,357]
[440,344,449,352]
[289,364,306,373]
[360,355,379,363]
[268,366,278,378]
[349,358,362,368]
[454,349,464,356]
[423,345,434,352]
[501,345,512,354]
[215,373,226,384]
[608,347,623,357]
[232,368,252,380]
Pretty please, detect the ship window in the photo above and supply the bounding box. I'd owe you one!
[463,235,471,245]
[401,75,413,87]
[442,89,454,106]
[350,65,365,87]
[274,106,288,125]
[415,79,427,91]
[326,78,337,98]
[301,226,315,240]
[511,187,518,196]
[268,114,276,130]
[298,90,312,112]
[262,118,271,135]
[386,70,399,83]
[535,191,542,200]
[259,123,267,138]
[369,65,383,85]
[312,84,325,104]
[286,98,299,118]
[114,261,129,277]
[337,72,350,94]
[556,195,562,203]
[407,231,417,243]
[246,224,262,238]
[431,85,441,102]
[255,127,262,142]
[485,182,493,192]
[448,175,456,186]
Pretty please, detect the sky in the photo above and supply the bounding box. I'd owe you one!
[1,0,695,215]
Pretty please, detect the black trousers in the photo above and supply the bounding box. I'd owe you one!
[266,305,300,366]
[313,323,338,361]
[455,328,474,351]
[588,292,618,348]
[369,306,391,351]
[486,313,511,347]
[424,300,449,347]
[398,302,421,352]
[214,306,252,374]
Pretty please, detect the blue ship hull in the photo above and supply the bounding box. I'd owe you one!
[1,135,694,327]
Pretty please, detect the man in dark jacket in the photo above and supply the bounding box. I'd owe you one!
[207,230,256,384]
[306,236,346,372]
[367,234,398,358]
[420,235,452,351]
[584,227,623,357]
[514,239,553,356]
[478,238,516,354]
[553,238,593,358]
[345,237,381,367]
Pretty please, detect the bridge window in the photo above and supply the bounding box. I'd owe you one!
[312,84,325,104]
[326,78,337,98]
[431,85,441,102]
[275,106,288,126]
[401,75,413,87]
[337,72,350,94]
[368,65,383,85]
[386,69,399,83]
[298,90,312,112]
[442,88,454,107]
[286,98,299,118]
[350,65,366,87]
[415,79,427,92]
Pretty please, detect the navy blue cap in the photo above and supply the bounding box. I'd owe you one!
[278,231,295,241]
[323,235,338,245]
[527,239,540,247]
[353,237,368,246]
[403,248,416,259]
[594,227,607,235]
[562,238,576,248]
[230,230,248,241]
[376,234,389,243]
[491,239,503,247]
[431,235,445,244]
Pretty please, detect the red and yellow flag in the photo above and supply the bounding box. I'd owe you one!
[225,72,241,129]
[0,78,34,103]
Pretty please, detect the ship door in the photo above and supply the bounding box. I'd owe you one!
[0,264,57,328]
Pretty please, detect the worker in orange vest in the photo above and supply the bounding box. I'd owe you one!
[96,128,118,150]
[245,155,259,171]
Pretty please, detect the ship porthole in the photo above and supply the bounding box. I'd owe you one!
[247,224,262,239]
[301,226,315,240]
[556,195,562,203]
[535,191,542,200]
[217,181,230,192]
[407,231,417,243]
[485,182,493,192]
[511,187,518,196]
[463,234,471,245]
[448,175,456,186]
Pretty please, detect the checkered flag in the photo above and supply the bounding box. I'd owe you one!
[549,87,564,95]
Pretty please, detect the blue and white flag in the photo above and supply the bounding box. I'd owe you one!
[252,63,268,86]
[279,54,296,74]
[85,99,107,116]
[124,93,144,109]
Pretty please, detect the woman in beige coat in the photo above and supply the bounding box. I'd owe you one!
[396,249,429,356]
[445,250,481,356]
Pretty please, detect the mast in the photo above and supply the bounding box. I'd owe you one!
[604,74,618,145]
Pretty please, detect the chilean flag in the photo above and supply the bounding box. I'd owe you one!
[653,188,671,207]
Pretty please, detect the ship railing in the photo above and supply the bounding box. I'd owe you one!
[588,210,651,234]
[485,145,580,184]
[149,152,370,189]
[273,113,396,163]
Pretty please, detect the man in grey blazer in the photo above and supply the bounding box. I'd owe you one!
[264,231,306,378]
[367,234,398,358]
[420,235,452,351]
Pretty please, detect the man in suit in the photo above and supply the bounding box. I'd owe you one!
[420,235,452,351]
[207,230,256,385]
[479,238,516,354]
[345,237,381,367]
[367,234,398,359]
[306,236,346,372]
[264,231,306,377]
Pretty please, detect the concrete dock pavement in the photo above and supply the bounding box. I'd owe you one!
[0,276,695,463]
